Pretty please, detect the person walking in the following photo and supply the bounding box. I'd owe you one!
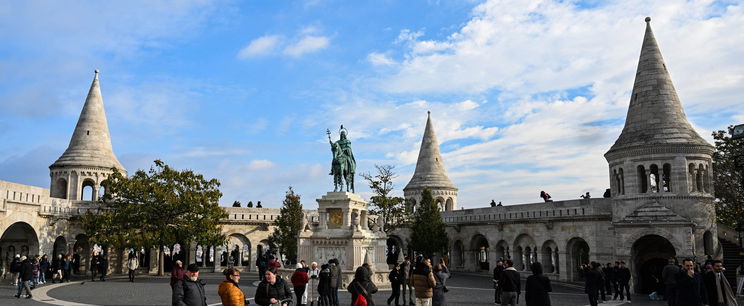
[127,252,138,282]
[9,254,21,285]
[292,263,310,306]
[256,251,266,281]
[318,263,333,306]
[662,258,681,305]
[97,255,108,281]
[584,262,602,306]
[308,262,320,306]
[171,260,185,288]
[499,260,521,306]
[411,257,437,306]
[63,253,73,282]
[616,261,631,302]
[348,265,379,306]
[675,258,708,306]
[15,256,33,299]
[595,262,607,302]
[31,255,40,288]
[703,260,737,306]
[90,252,100,281]
[493,259,504,304]
[388,263,403,306]
[255,267,294,306]
[525,262,552,306]
[432,261,450,306]
[218,268,247,306]
[39,254,49,284]
[51,254,62,283]
[603,262,614,299]
[173,264,207,306]
[401,257,414,306]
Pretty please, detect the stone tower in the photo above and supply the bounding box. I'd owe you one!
[604,18,718,259]
[404,112,458,211]
[49,70,126,201]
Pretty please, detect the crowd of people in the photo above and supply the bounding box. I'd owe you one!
[170,255,451,306]
[5,253,77,299]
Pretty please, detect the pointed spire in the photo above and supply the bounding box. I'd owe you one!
[404,112,457,192]
[607,17,710,154]
[50,70,125,171]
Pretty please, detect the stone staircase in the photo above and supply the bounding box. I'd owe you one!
[720,238,743,286]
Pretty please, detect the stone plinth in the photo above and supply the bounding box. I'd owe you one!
[297,192,389,288]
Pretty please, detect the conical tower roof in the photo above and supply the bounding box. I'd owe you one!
[404,112,457,191]
[607,17,711,155]
[50,70,125,171]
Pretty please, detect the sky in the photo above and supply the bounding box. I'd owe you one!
[1,0,743,209]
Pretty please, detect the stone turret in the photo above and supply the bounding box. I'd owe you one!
[404,112,458,211]
[49,70,126,201]
[605,18,717,259]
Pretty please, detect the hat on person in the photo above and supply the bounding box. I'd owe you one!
[187,263,199,272]
[296,263,303,269]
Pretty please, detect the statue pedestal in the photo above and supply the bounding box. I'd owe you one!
[297,192,389,288]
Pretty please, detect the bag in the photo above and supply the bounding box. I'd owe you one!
[353,294,368,306]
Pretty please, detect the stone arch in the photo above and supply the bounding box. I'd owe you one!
[387,236,404,265]
[470,234,489,271]
[696,164,704,193]
[703,164,711,193]
[513,233,536,271]
[0,222,39,264]
[688,163,696,192]
[495,240,509,261]
[81,178,96,201]
[436,197,445,211]
[566,237,590,281]
[649,164,660,192]
[662,163,672,192]
[73,234,90,272]
[631,235,676,294]
[53,177,68,199]
[227,233,251,268]
[53,236,67,257]
[637,165,648,193]
[541,240,559,274]
[445,198,454,211]
[452,240,464,268]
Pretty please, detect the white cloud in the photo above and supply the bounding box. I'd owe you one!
[247,159,275,170]
[237,35,281,59]
[283,35,330,57]
[368,52,396,66]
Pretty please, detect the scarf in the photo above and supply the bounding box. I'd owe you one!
[715,272,738,306]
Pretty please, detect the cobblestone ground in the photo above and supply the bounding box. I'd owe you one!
[0,272,742,305]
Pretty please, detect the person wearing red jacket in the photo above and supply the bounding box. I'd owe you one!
[292,263,310,306]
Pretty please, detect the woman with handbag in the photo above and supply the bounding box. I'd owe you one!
[432,262,450,306]
[348,265,378,306]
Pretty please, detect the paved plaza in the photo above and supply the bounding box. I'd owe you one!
[2,272,741,305]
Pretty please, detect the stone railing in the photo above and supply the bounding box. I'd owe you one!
[443,198,612,224]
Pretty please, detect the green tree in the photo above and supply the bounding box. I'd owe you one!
[360,164,409,232]
[409,188,449,257]
[712,126,744,228]
[268,187,304,261]
[82,160,227,275]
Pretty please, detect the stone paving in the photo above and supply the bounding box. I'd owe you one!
[0,272,742,305]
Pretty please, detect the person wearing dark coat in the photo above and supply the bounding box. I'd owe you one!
[432,262,450,306]
[584,262,602,306]
[615,261,631,301]
[675,259,708,306]
[703,260,737,306]
[255,267,294,306]
[39,255,49,284]
[662,259,681,305]
[97,255,108,281]
[90,253,100,281]
[348,265,378,306]
[400,257,414,306]
[499,260,521,306]
[603,262,615,299]
[525,262,552,306]
[318,264,333,306]
[493,259,505,304]
[173,264,207,306]
[388,264,402,306]
[15,256,33,299]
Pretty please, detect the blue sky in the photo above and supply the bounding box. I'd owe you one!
[1,0,743,208]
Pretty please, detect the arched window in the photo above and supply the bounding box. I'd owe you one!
[637,165,648,193]
[613,169,620,196]
[689,163,696,192]
[649,164,660,193]
[81,179,95,201]
[703,164,710,193]
[662,164,671,192]
[696,164,704,193]
[619,168,625,195]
